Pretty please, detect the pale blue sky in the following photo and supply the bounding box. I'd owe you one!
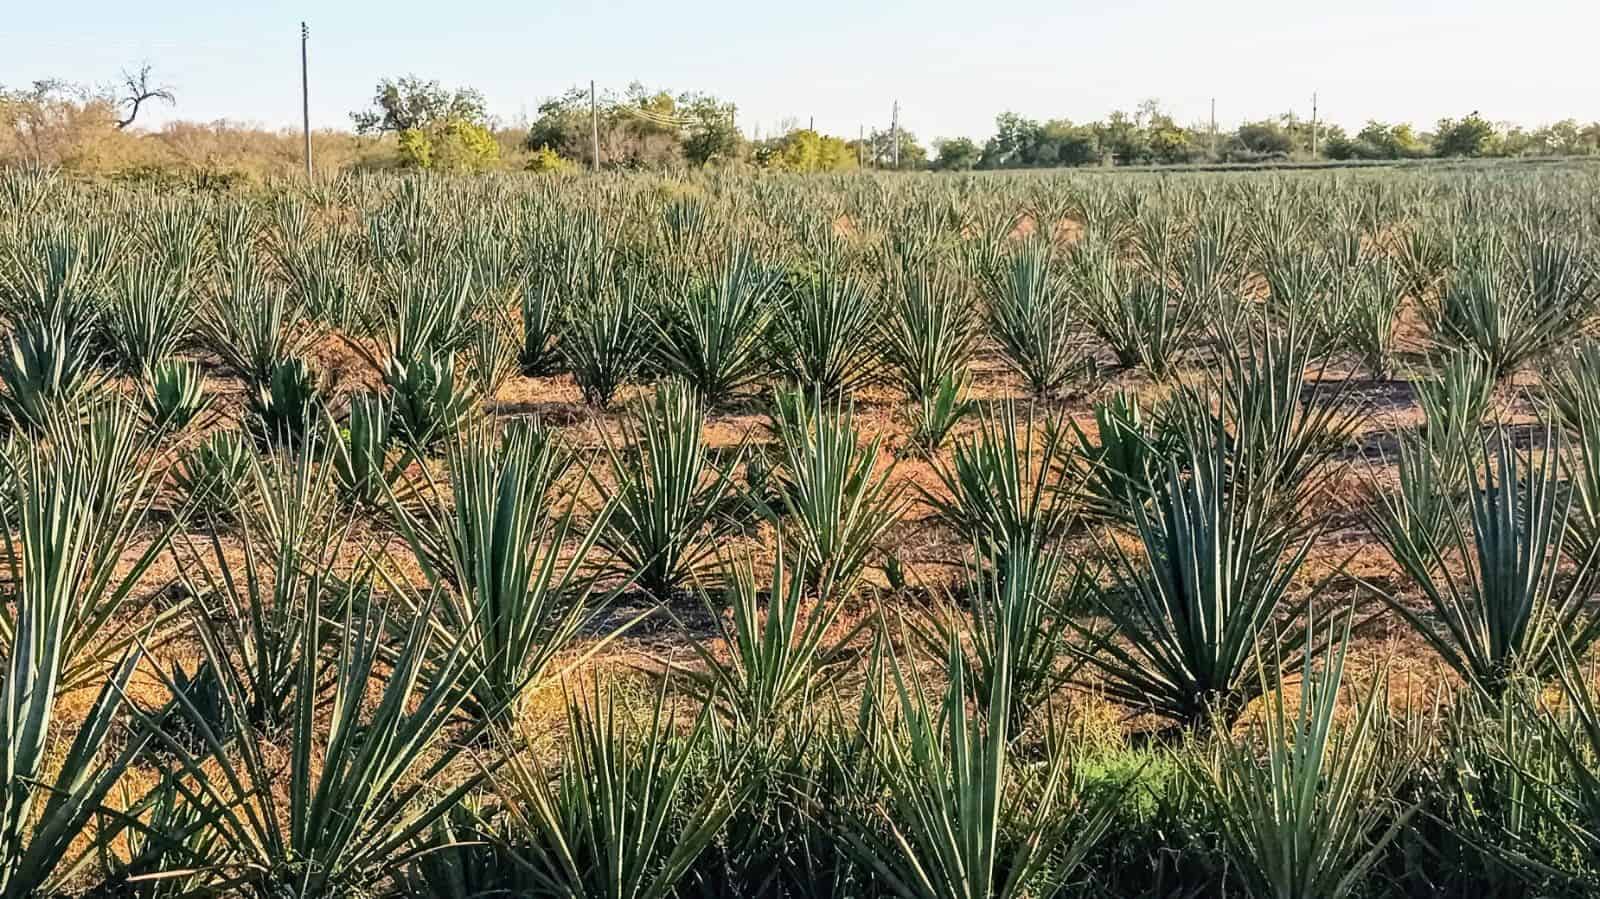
[5,1,1593,144]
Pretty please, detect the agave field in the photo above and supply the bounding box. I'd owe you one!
[6,162,1600,897]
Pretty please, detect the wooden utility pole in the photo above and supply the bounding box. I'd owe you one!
[1209,97,1217,159]
[858,124,864,167]
[890,100,899,169]
[300,22,312,178]
[1310,91,1319,158]
[589,80,600,171]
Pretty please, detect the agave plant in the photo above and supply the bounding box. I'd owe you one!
[248,355,327,448]
[0,417,175,895]
[497,682,747,899]
[1342,258,1405,379]
[1075,420,1321,729]
[564,277,651,409]
[389,421,622,718]
[758,390,906,592]
[1367,426,1600,697]
[0,311,101,431]
[922,401,1076,554]
[653,245,781,407]
[1545,339,1600,433]
[1416,349,1494,473]
[985,236,1085,397]
[1,408,182,690]
[1194,613,1417,899]
[466,312,522,400]
[1211,324,1361,511]
[140,359,210,432]
[326,390,410,510]
[836,638,1114,899]
[594,379,746,599]
[173,430,257,522]
[907,367,976,455]
[678,543,866,736]
[518,276,565,376]
[384,350,482,451]
[1427,230,1596,382]
[104,262,190,373]
[199,266,314,387]
[134,598,490,898]
[172,443,344,730]
[370,266,476,367]
[0,629,146,899]
[1068,231,1197,379]
[908,539,1094,732]
[774,265,881,400]
[1485,646,1600,891]
[1069,390,1177,521]
[879,266,978,404]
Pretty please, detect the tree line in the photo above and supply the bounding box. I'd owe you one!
[7,67,1600,178]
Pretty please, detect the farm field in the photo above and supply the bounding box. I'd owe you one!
[4,163,1600,897]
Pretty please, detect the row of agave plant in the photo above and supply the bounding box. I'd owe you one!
[8,342,1600,897]
[1,167,1597,440]
[0,165,1597,896]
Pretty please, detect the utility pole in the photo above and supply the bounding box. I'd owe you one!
[1209,97,1217,159]
[890,100,899,169]
[809,115,814,132]
[1310,91,1319,158]
[589,80,600,172]
[858,124,864,167]
[300,22,312,179]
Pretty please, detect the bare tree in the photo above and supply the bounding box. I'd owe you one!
[114,63,174,130]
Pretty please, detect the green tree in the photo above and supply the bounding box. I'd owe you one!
[1041,120,1100,166]
[681,93,741,166]
[933,136,980,170]
[1230,119,1295,158]
[755,128,856,172]
[1433,112,1497,157]
[1096,110,1148,164]
[351,75,487,134]
[431,119,501,172]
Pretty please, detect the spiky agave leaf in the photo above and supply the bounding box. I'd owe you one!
[984,235,1085,398]
[0,309,102,432]
[907,367,976,455]
[388,420,628,718]
[140,359,210,433]
[384,350,482,452]
[774,264,882,400]
[564,275,650,410]
[907,538,1094,732]
[1,403,183,690]
[325,390,412,511]
[879,265,978,404]
[198,265,314,387]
